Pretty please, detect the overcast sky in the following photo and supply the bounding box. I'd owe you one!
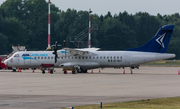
[0,0,180,16]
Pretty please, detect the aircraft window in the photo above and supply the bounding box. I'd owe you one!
[96,57,98,59]
[41,57,43,59]
[114,56,116,59]
[44,57,46,59]
[79,57,81,59]
[51,57,53,59]
[93,57,95,59]
[110,56,112,59]
[68,57,70,59]
[117,56,119,59]
[89,56,91,59]
[100,57,102,59]
[107,57,109,59]
[14,54,20,57]
[38,57,40,59]
[86,57,88,59]
[75,57,77,59]
[82,57,84,59]
[48,57,50,59]
[71,57,73,59]
[34,57,36,59]
[104,56,106,59]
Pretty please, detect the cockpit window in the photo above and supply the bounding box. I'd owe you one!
[14,54,20,57]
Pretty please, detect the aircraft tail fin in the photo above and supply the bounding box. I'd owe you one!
[125,25,175,53]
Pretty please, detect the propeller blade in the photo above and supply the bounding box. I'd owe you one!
[55,57,57,63]
[52,41,58,63]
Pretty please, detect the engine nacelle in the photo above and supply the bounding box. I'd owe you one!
[60,62,100,71]
[60,63,74,67]
[60,62,79,71]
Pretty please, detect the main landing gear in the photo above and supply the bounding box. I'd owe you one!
[50,70,53,74]
[77,68,87,73]
[42,70,45,74]
[41,69,54,74]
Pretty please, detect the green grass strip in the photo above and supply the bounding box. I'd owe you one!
[65,97,180,109]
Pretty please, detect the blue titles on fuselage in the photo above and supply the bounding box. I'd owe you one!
[21,54,48,61]
[22,54,48,57]
[31,54,48,57]
[22,54,30,56]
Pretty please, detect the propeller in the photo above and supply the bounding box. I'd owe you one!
[52,41,58,63]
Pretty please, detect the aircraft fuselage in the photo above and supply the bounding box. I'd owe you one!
[5,50,175,70]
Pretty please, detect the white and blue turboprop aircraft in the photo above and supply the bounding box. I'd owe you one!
[4,25,175,74]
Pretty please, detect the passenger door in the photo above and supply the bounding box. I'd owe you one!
[13,54,20,65]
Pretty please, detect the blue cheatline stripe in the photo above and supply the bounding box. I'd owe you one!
[22,56,37,61]
[61,51,69,53]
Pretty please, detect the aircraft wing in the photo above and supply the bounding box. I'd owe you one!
[57,48,99,57]
[64,48,88,56]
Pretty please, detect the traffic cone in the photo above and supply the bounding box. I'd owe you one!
[99,69,101,73]
[91,70,93,74]
[32,68,34,73]
[66,71,68,74]
[178,69,180,75]
[131,69,133,74]
[123,69,125,74]
[20,68,21,72]
[48,68,50,73]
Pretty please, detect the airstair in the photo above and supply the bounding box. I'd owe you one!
[70,24,98,48]
[6,46,26,59]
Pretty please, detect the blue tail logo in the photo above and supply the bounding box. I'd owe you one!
[124,25,175,53]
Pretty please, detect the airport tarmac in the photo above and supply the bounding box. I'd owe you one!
[0,67,180,109]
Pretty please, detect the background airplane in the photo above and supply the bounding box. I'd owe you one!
[4,25,175,74]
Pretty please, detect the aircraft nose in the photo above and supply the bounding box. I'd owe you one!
[4,59,8,65]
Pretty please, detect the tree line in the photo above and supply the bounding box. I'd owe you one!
[0,0,180,59]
